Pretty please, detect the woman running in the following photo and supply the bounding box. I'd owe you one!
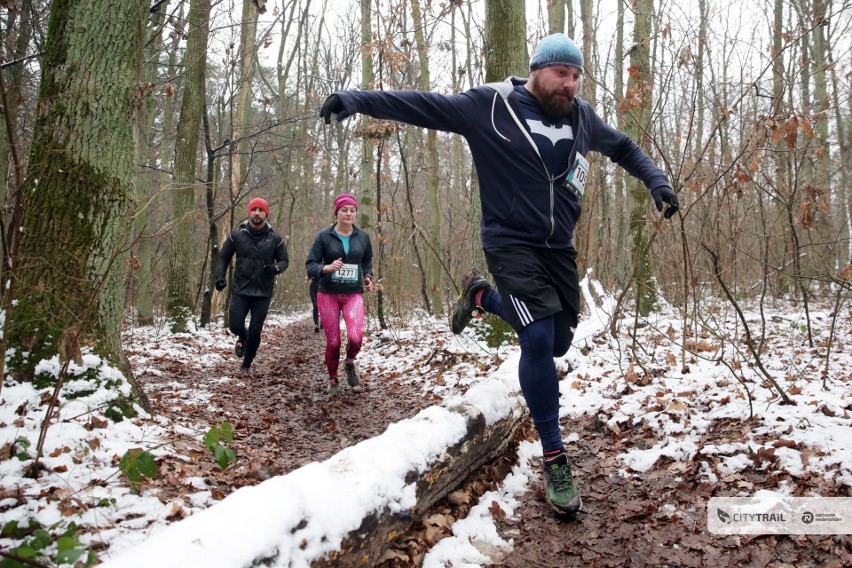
[305,193,374,395]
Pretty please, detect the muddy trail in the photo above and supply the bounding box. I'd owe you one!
[131,317,851,567]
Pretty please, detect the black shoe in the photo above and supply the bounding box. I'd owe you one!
[345,361,360,387]
[449,268,490,334]
[314,325,320,333]
[543,453,582,515]
[239,366,253,378]
[235,339,246,358]
[327,378,339,396]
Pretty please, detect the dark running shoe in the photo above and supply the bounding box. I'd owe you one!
[314,325,320,333]
[239,366,253,378]
[235,339,246,358]
[543,453,582,515]
[449,268,489,334]
[345,361,360,388]
[327,378,339,396]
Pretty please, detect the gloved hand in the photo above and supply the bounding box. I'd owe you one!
[215,279,226,291]
[263,264,280,275]
[319,94,349,124]
[651,186,679,219]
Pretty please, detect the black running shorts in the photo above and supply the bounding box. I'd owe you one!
[483,245,580,336]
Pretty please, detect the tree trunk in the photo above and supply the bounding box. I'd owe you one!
[231,0,261,204]
[166,0,210,332]
[624,0,658,316]
[484,0,527,82]
[547,0,565,34]
[571,0,596,284]
[0,0,33,209]
[411,0,444,315]
[6,0,148,381]
[314,403,521,567]
[359,0,376,231]
[133,0,169,327]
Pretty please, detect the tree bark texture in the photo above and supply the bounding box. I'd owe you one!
[484,0,527,82]
[167,0,211,331]
[624,0,658,316]
[7,0,148,378]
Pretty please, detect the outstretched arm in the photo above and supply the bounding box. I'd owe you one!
[319,89,480,134]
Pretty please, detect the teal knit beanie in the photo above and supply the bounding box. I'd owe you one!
[529,33,584,72]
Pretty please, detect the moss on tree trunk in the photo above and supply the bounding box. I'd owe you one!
[6,0,148,404]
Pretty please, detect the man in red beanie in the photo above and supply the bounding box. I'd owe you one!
[215,197,288,377]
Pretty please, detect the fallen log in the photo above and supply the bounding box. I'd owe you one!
[100,378,526,568]
[317,401,523,567]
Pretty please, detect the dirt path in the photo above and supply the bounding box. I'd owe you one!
[130,317,852,567]
[490,415,851,567]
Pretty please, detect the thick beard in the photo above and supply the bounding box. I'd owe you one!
[539,95,574,118]
[250,215,265,228]
[529,73,575,118]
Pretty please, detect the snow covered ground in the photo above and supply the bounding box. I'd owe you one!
[2,278,850,566]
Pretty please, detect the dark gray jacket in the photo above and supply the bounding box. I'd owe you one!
[217,220,289,298]
[305,224,373,294]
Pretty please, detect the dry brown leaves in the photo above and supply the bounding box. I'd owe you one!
[130,318,852,566]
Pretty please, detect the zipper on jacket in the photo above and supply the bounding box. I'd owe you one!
[495,96,557,246]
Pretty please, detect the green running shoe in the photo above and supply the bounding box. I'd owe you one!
[543,453,582,515]
[449,268,489,334]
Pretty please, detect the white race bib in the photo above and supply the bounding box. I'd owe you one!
[331,263,359,283]
[565,153,590,199]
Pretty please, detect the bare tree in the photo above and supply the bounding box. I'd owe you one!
[166,0,211,332]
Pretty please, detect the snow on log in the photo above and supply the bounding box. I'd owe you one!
[100,376,525,568]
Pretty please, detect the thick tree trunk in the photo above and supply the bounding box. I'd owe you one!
[7,0,148,380]
[484,0,527,82]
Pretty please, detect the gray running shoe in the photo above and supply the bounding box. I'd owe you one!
[327,378,339,396]
[345,361,360,387]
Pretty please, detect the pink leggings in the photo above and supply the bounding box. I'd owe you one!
[317,292,365,378]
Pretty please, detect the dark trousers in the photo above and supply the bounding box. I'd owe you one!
[228,293,272,368]
[310,287,319,326]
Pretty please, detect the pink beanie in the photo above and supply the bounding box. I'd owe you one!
[334,193,358,215]
[247,197,270,217]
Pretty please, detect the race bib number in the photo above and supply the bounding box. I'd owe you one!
[331,263,359,283]
[565,153,589,199]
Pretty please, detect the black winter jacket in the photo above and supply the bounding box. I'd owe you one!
[335,77,671,250]
[305,224,373,294]
[216,220,289,298]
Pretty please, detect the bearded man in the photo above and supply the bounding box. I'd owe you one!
[320,34,678,516]
[215,197,289,378]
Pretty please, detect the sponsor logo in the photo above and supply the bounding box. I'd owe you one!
[708,497,852,535]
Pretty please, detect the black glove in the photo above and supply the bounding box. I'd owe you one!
[319,94,349,124]
[651,186,679,219]
[263,264,280,275]
[215,279,226,291]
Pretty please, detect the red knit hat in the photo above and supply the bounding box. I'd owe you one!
[247,197,270,217]
[334,193,358,215]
